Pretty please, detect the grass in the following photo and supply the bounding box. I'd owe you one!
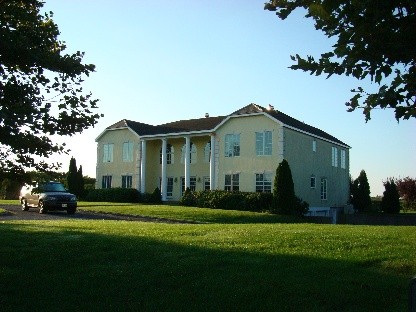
[1,201,416,311]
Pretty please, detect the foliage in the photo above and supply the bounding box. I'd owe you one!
[395,176,416,211]
[66,157,85,198]
[381,178,401,214]
[0,0,102,175]
[150,187,162,204]
[272,159,297,214]
[265,0,416,121]
[350,170,372,212]
[180,190,273,213]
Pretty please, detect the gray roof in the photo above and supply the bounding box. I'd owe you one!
[104,104,349,147]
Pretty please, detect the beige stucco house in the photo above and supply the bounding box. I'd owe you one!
[95,103,351,213]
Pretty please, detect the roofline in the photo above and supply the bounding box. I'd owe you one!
[140,129,214,140]
[95,126,141,142]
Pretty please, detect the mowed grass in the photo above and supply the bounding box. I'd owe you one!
[1,202,416,311]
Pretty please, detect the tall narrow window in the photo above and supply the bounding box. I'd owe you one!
[203,177,210,190]
[255,173,272,192]
[224,134,240,157]
[121,175,132,188]
[103,143,114,163]
[122,142,133,162]
[181,143,197,164]
[310,175,316,188]
[321,178,327,200]
[102,175,112,189]
[181,176,196,195]
[160,144,174,164]
[256,131,272,156]
[312,139,316,152]
[224,173,240,191]
[331,146,338,167]
[204,142,211,163]
[167,177,173,198]
[340,149,346,169]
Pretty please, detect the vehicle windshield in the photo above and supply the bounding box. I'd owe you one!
[39,183,67,192]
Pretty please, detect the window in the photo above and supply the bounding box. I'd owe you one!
[103,143,114,163]
[331,146,338,167]
[256,131,272,156]
[312,139,316,152]
[102,175,112,189]
[181,176,196,196]
[224,173,240,191]
[181,143,196,164]
[255,173,272,192]
[122,142,133,162]
[160,144,174,164]
[167,177,173,198]
[121,175,132,188]
[224,134,240,157]
[321,178,327,200]
[203,177,210,190]
[340,149,346,169]
[310,175,316,188]
[204,142,211,163]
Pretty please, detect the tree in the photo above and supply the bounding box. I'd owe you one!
[350,170,372,212]
[381,178,401,213]
[0,0,102,175]
[272,159,297,214]
[264,1,416,121]
[395,177,416,211]
[67,157,84,198]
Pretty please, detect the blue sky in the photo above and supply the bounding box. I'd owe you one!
[43,0,415,196]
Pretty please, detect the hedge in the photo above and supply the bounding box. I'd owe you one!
[85,187,161,204]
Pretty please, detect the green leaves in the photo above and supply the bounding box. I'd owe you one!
[0,0,101,174]
[265,0,416,121]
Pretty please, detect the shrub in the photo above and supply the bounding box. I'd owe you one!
[85,188,141,203]
[149,187,162,204]
[381,179,401,214]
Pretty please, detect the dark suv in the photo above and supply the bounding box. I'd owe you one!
[19,182,77,214]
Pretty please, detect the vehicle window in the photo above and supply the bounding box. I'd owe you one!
[40,183,67,192]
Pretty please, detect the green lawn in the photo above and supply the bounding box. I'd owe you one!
[1,201,415,311]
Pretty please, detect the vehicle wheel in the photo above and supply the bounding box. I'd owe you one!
[38,201,47,214]
[67,208,76,215]
[21,199,29,211]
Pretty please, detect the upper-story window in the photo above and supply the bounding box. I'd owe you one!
[122,142,133,162]
[103,143,114,163]
[312,139,317,152]
[340,149,346,169]
[225,134,240,157]
[204,142,211,163]
[181,143,197,164]
[160,144,174,164]
[331,146,338,167]
[256,131,272,156]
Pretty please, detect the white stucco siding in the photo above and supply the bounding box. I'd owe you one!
[95,128,140,189]
[215,114,283,192]
[283,128,350,208]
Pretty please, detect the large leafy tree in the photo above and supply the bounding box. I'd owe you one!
[0,0,102,176]
[395,176,416,211]
[265,0,416,121]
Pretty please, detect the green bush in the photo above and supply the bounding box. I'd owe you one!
[181,190,272,212]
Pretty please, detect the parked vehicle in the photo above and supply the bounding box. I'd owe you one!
[19,181,77,214]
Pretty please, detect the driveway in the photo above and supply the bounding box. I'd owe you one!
[0,204,195,223]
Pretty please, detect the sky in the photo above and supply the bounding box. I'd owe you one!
[42,0,415,196]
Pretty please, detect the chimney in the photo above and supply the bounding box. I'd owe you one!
[267,104,274,111]
[205,113,209,118]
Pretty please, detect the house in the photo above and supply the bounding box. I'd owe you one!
[95,103,351,214]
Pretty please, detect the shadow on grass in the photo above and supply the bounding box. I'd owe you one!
[0,222,410,312]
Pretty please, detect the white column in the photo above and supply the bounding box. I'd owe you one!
[161,138,167,201]
[184,136,190,190]
[210,134,215,190]
[140,140,146,193]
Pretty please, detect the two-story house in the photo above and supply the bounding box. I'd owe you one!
[95,103,351,213]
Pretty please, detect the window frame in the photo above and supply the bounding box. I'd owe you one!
[102,175,112,189]
[160,144,174,165]
[331,146,338,167]
[224,134,240,157]
[103,143,114,163]
[224,173,240,191]
[255,131,272,156]
[121,175,132,188]
[122,142,133,162]
[255,173,272,193]
[320,178,327,200]
[340,149,346,169]
[310,175,316,189]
